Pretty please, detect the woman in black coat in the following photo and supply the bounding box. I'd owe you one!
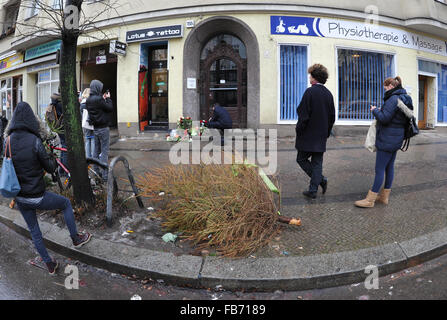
[6,102,91,274]
[355,76,413,208]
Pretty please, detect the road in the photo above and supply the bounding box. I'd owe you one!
[1,222,447,301]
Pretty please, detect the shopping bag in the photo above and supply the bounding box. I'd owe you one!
[82,109,94,130]
[0,137,21,198]
[364,120,377,153]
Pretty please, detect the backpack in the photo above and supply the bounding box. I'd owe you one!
[397,98,419,152]
[45,103,64,132]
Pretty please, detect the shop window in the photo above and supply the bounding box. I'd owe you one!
[338,49,394,121]
[37,68,59,121]
[279,45,308,122]
[418,60,447,123]
[0,78,12,120]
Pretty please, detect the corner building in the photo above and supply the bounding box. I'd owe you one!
[1,0,447,137]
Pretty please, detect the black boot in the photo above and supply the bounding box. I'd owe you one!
[320,178,328,194]
[303,190,317,199]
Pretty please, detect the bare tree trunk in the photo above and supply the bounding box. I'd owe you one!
[59,0,94,206]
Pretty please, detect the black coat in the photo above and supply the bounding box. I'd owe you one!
[295,84,336,153]
[373,87,413,153]
[86,80,113,129]
[7,102,56,198]
[210,105,233,129]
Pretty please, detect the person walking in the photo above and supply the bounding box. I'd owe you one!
[86,80,113,181]
[295,64,335,199]
[355,76,413,208]
[5,102,91,275]
[80,88,95,158]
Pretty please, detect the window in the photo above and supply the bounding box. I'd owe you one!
[36,68,59,121]
[0,78,12,120]
[2,2,19,35]
[338,49,394,121]
[418,60,447,123]
[279,45,308,122]
[52,0,63,10]
[25,0,40,19]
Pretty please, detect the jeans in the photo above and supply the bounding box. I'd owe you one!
[59,134,68,174]
[94,127,110,181]
[84,129,95,159]
[371,150,397,193]
[296,151,326,193]
[16,192,79,263]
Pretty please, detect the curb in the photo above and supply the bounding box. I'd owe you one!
[1,204,447,292]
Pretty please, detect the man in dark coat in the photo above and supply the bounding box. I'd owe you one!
[86,79,113,181]
[207,102,233,145]
[295,64,335,199]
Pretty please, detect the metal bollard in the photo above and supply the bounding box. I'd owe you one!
[106,156,144,227]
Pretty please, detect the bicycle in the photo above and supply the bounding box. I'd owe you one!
[45,135,108,192]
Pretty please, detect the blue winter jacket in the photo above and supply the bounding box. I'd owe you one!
[372,87,413,152]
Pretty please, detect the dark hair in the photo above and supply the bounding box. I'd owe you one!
[308,64,329,84]
[384,76,402,88]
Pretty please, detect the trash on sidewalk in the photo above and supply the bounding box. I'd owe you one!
[162,233,177,243]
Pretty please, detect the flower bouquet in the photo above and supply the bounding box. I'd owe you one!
[177,117,192,130]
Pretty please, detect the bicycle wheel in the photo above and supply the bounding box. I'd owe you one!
[86,158,109,187]
[54,171,71,192]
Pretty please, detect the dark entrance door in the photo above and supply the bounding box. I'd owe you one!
[201,40,247,128]
[146,45,168,130]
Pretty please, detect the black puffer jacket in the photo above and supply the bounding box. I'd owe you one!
[6,102,56,198]
[86,80,113,129]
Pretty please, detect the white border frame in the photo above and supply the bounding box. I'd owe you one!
[334,45,398,126]
[276,42,311,125]
[417,57,447,127]
[417,71,438,127]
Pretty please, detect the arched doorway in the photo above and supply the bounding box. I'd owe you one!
[182,16,259,129]
[200,35,247,128]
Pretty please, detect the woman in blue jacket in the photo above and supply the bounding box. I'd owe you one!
[355,76,413,208]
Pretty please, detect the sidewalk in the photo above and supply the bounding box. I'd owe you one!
[1,128,447,291]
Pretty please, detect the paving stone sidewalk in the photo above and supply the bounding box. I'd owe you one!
[108,128,447,258]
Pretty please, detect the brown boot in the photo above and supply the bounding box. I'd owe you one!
[355,190,378,208]
[376,188,391,205]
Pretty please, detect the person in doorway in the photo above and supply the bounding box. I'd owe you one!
[86,80,113,181]
[295,64,335,199]
[355,76,413,208]
[206,102,233,145]
[80,88,95,158]
[6,102,91,275]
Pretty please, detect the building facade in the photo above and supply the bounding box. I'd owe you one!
[0,0,446,137]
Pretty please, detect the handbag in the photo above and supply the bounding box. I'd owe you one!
[82,109,94,130]
[364,120,377,153]
[0,136,21,198]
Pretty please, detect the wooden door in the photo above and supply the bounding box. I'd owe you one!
[418,75,428,129]
[201,42,247,128]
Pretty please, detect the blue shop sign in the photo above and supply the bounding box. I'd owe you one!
[25,40,62,61]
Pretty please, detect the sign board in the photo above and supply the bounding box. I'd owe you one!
[186,20,195,28]
[187,78,196,89]
[0,53,24,71]
[126,25,183,43]
[96,55,107,65]
[270,16,447,57]
[25,40,62,61]
[110,40,127,56]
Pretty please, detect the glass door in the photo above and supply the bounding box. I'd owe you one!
[147,46,168,129]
